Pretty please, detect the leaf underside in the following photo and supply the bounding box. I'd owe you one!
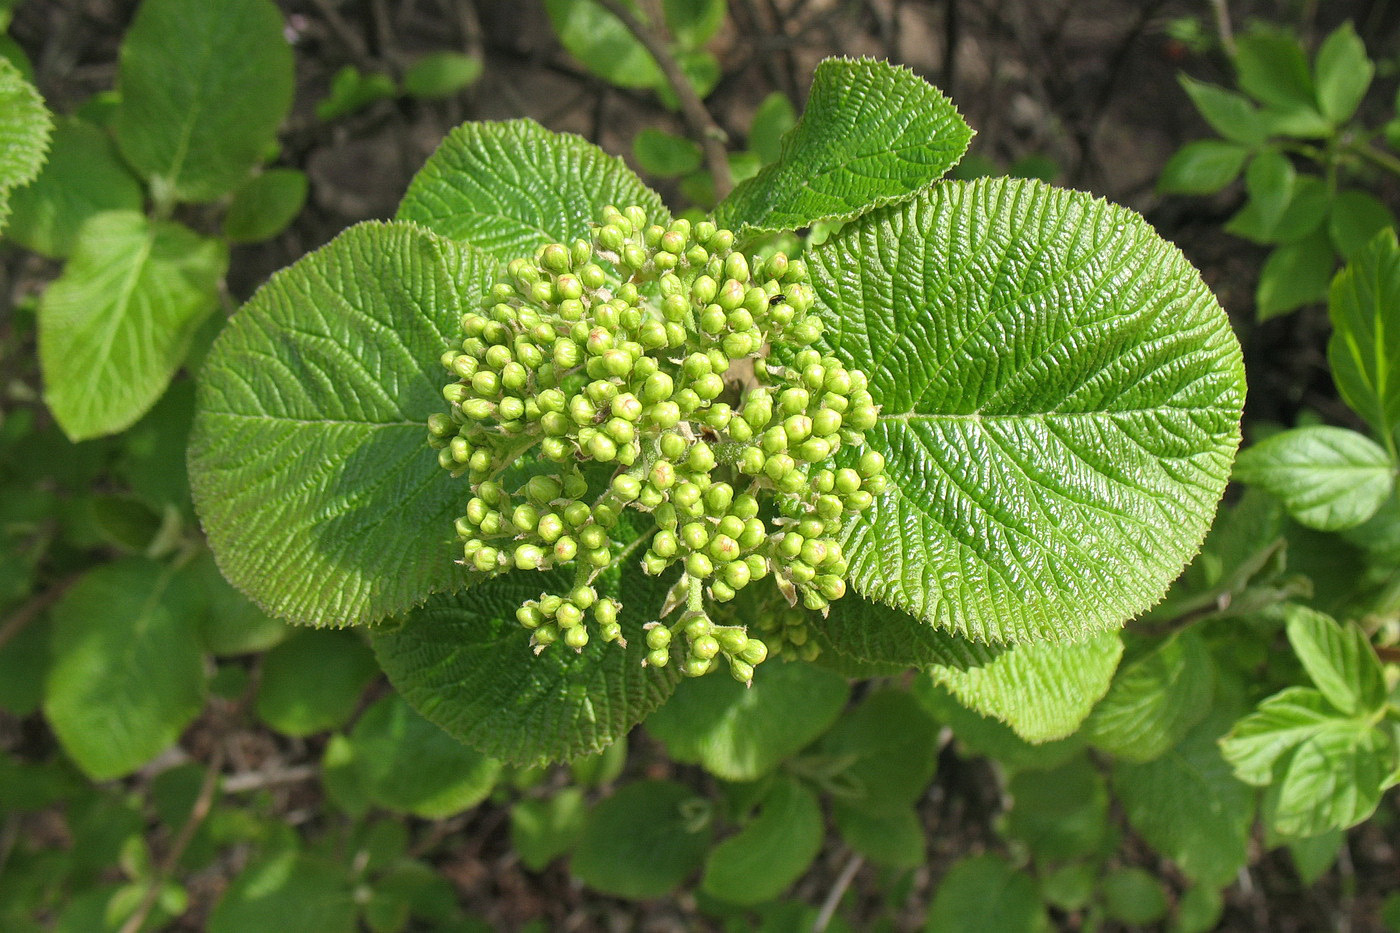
[816,177,1245,644]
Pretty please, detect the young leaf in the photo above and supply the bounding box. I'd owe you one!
[1329,229,1400,447]
[0,55,51,229]
[1313,22,1373,125]
[208,850,356,933]
[1284,606,1387,716]
[1256,230,1334,319]
[832,804,925,868]
[1219,686,1338,785]
[510,788,587,871]
[40,211,228,441]
[1329,189,1397,261]
[1270,720,1396,837]
[816,178,1245,644]
[1101,867,1168,925]
[1233,29,1318,114]
[336,693,501,819]
[1157,140,1249,195]
[646,660,850,781]
[817,689,940,817]
[397,118,668,261]
[1236,149,1295,238]
[223,168,308,244]
[924,853,1050,933]
[188,221,491,626]
[1085,631,1215,763]
[713,58,972,234]
[371,563,678,765]
[632,127,702,178]
[1113,707,1254,887]
[571,780,712,900]
[316,66,396,122]
[1233,426,1394,530]
[7,116,143,258]
[113,0,293,203]
[749,90,797,164]
[256,629,379,736]
[402,52,482,100]
[43,559,205,780]
[187,551,288,656]
[1178,75,1267,147]
[700,776,822,905]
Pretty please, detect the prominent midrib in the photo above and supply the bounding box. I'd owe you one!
[204,409,422,429]
[879,405,1231,424]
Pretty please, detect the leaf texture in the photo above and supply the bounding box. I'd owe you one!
[397,118,668,260]
[188,221,491,625]
[1234,426,1394,531]
[814,177,1245,644]
[0,55,51,227]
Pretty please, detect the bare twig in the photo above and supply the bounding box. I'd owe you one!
[0,572,80,653]
[221,764,319,794]
[813,852,863,932]
[1210,0,1236,57]
[308,0,375,69]
[593,0,733,198]
[118,748,226,933]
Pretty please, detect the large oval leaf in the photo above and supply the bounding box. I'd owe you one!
[815,177,1244,644]
[396,118,667,261]
[371,562,678,765]
[188,221,492,626]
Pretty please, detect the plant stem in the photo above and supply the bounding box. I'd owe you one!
[593,0,733,198]
[1351,141,1400,178]
[813,851,864,932]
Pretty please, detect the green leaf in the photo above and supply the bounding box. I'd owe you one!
[43,559,205,780]
[371,563,678,765]
[337,693,501,818]
[1329,189,1397,261]
[1233,29,1318,113]
[749,91,797,164]
[510,787,587,871]
[1178,75,1267,147]
[915,680,1084,773]
[224,168,308,244]
[1314,22,1373,125]
[255,629,379,736]
[1219,686,1338,785]
[187,551,288,656]
[646,659,849,781]
[924,854,1050,933]
[7,116,143,258]
[1177,885,1225,933]
[1285,605,1387,716]
[315,66,396,122]
[113,0,293,202]
[115,380,197,514]
[1329,229,1400,445]
[1085,631,1215,763]
[817,689,940,816]
[632,127,702,178]
[1270,719,1396,836]
[1233,425,1394,530]
[40,211,228,441]
[209,850,356,933]
[818,178,1244,644]
[1256,230,1334,319]
[402,52,482,99]
[832,804,925,868]
[545,0,668,91]
[188,221,491,625]
[701,776,822,905]
[1114,707,1253,886]
[0,55,51,228]
[664,0,727,48]
[1157,140,1248,195]
[1101,867,1168,925]
[713,58,972,234]
[1286,827,1344,884]
[1237,149,1295,236]
[1003,756,1111,864]
[398,118,668,261]
[572,779,712,899]
[930,632,1123,743]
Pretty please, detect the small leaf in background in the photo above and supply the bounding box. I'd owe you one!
[1329,189,1396,261]
[701,776,822,905]
[510,788,587,871]
[647,659,849,781]
[714,58,972,234]
[1176,885,1225,933]
[1178,75,1267,147]
[1101,867,1168,926]
[1233,425,1395,530]
[86,493,162,554]
[832,804,925,868]
[208,849,356,933]
[924,853,1050,933]
[255,628,379,737]
[821,178,1244,645]
[1233,149,1295,238]
[1219,686,1336,785]
[40,211,228,441]
[115,380,196,515]
[1086,631,1215,763]
[398,118,668,262]
[1256,229,1334,319]
[1233,29,1318,114]
[632,127,702,178]
[114,0,293,202]
[316,65,397,121]
[545,0,721,102]
[1157,139,1249,194]
[333,693,500,819]
[189,222,490,626]
[1269,721,1395,838]
[572,780,713,899]
[748,90,796,164]
[1286,828,1344,885]
[6,116,143,258]
[1284,606,1387,716]
[187,551,288,656]
[1330,229,1400,446]
[1313,22,1373,125]
[403,52,482,99]
[43,559,205,780]
[1002,756,1111,864]
[569,737,627,787]
[818,689,939,816]
[223,168,308,244]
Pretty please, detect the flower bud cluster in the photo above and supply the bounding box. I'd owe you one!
[428,205,887,684]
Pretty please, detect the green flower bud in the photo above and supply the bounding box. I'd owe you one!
[724,252,750,282]
[764,453,796,482]
[594,597,619,624]
[532,623,559,647]
[653,529,679,558]
[649,459,678,490]
[564,626,590,649]
[683,657,712,677]
[580,263,606,290]
[858,450,885,478]
[598,224,625,251]
[517,604,544,629]
[686,552,714,578]
[646,626,672,650]
[648,401,681,428]
[556,602,584,628]
[729,659,754,684]
[738,447,766,475]
[514,544,545,570]
[647,648,671,668]
[553,536,578,562]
